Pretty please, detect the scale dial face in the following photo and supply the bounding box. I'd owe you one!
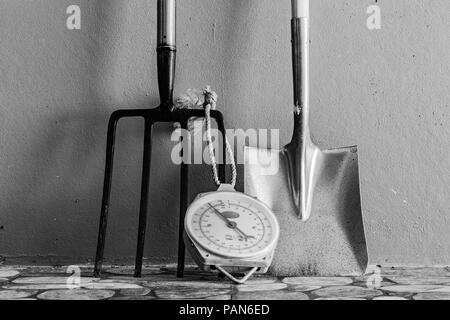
[185,191,279,259]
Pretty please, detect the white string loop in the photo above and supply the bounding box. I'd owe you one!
[176,86,237,188]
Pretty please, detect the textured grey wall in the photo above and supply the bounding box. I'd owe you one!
[0,0,449,266]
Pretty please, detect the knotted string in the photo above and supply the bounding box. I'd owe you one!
[176,86,237,188]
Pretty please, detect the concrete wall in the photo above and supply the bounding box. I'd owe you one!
[0,0,449,266]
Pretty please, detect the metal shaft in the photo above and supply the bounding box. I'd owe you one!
[288,0,318,222]
[291,17,310,145]
[158,0,176,47]
[157,0,176,110]
[292,0,309,18]
[134,119,153,278]
[94,112,121,277]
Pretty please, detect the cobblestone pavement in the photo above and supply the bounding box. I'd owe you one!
[1,265,450,300]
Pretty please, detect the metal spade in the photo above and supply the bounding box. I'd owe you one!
[244,0,368,276]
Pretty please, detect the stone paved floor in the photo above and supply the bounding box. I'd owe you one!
[1,264,450,300]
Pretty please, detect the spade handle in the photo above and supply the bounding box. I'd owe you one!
[291,0,310,145]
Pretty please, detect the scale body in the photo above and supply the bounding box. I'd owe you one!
[184,184,280,283]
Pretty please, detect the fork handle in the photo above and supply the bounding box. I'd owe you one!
[157,0,176,110]
[292,0,309,18]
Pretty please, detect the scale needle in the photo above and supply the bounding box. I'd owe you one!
[208,203,255,241]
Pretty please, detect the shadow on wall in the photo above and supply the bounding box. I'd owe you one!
[0,0,282,261]
[0,0,181,263]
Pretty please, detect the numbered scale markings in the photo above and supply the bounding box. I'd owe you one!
[185,187,279,260]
